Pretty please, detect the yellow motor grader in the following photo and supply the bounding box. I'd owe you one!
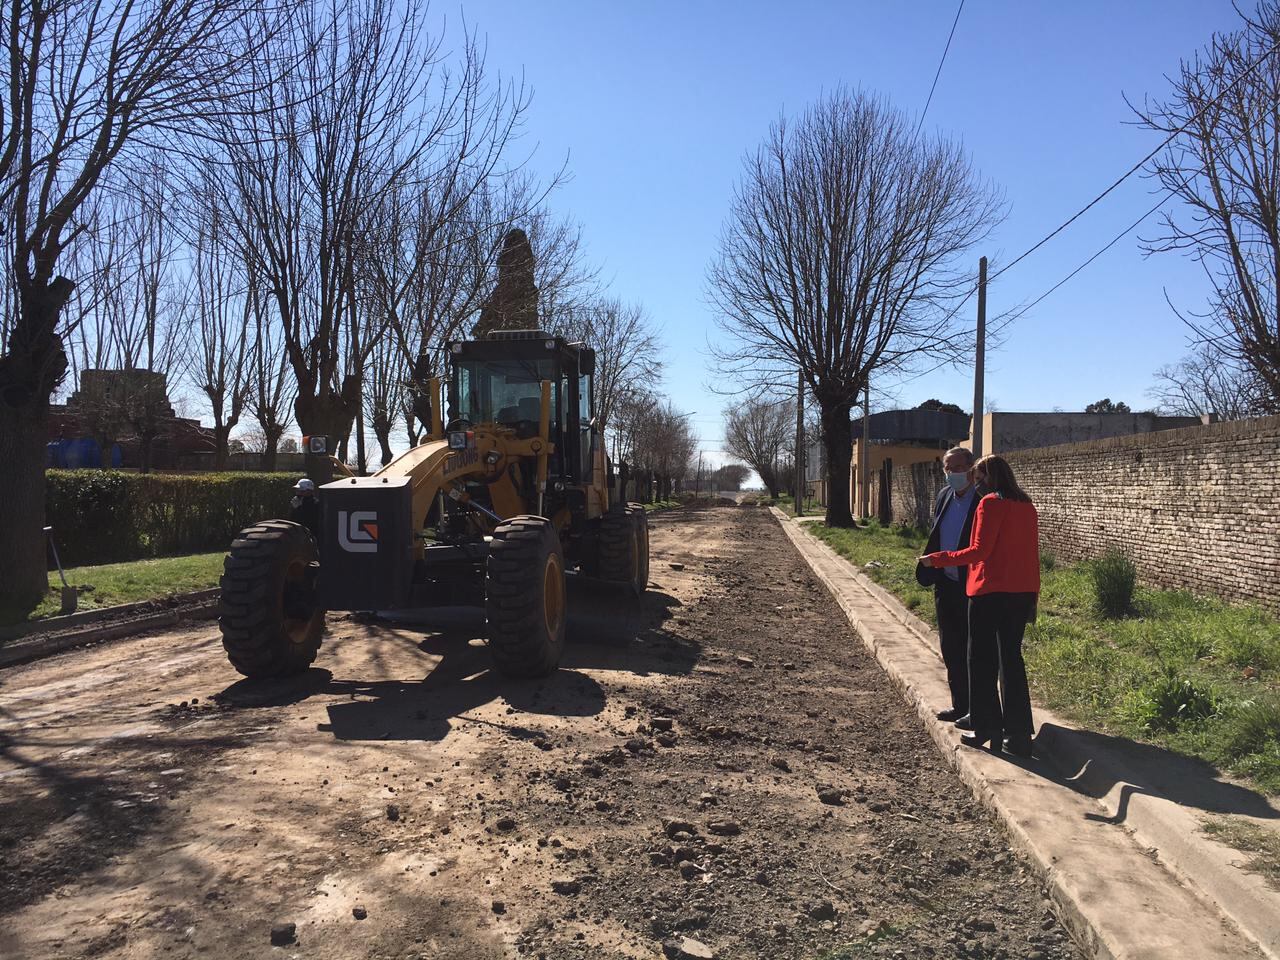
[218,330,649,679]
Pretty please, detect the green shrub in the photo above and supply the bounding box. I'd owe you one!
[1040,551,1057,572]
[1214,618,1280,672]
[1218,697,1280,759]
[1123,671,1217,732]
[46,470,297,565]
[1091,550,1137,618]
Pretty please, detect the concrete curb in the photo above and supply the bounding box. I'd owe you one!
[0,590,220,670]
[770,507,1274,960]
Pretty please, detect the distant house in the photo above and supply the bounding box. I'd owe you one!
[847,408,1212,523]
[47,369,214,471]
[966,411,1208,455]
[850,408,971,521]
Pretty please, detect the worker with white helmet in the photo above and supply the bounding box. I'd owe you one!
[289,478,321,545]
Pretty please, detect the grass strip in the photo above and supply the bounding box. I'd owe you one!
[3,551,225,628]
[1202,816,1280,889]
[802,519,1280,796]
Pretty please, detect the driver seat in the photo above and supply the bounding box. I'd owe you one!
[517,396,542,422]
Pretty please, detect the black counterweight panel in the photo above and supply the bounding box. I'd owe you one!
[318,476,414,610]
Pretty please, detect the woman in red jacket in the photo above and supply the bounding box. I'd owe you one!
[919,454,1040,757]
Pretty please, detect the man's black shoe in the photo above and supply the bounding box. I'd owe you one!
[936,708,965,722]
[953,714,974,731]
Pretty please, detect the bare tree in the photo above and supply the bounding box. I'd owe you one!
[554,297,662,430]
[64,180,185,470]
[247,275,297,472]
[215,0,531,453]
[712,463,750,492]
[0,0,268,609]
[523,209,597,330]
[369,176,504,447]
[724,397,793,499]
[1149,342,1268,420]
[612,389,696,502]
[364,329,402,466]
[1135,2,1280,412]
[709,89,1003,526]
[188,185,252,470]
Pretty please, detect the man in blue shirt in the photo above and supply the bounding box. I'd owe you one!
[914,447,980,722]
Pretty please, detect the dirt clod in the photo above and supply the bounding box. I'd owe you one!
[816,785,844,805]
[663,936,715,958]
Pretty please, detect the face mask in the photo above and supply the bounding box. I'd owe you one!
[945,471,969,494]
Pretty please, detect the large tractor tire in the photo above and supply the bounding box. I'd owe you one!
[598,502,649,596]
[486,516,567,677]
[219,520,325,679]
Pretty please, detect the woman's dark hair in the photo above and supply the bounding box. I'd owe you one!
[975,454,1032,503]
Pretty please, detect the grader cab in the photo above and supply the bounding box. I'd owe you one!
[218,330,650,680]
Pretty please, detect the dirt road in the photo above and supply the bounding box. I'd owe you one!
[0,505,1081,960]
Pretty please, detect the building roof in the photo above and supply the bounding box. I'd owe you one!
[850,409,971,444]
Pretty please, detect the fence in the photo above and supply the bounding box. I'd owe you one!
[871,415,1280,612]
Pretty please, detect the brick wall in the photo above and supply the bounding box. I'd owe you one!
[1004,414,1280,612]
[872,414,1280,612]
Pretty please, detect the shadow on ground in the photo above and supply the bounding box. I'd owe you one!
[0,719,249,915]
[215,581,700,743]
[1034,723,1279,823]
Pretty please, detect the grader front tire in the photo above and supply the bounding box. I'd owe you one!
[219,521,325,679]
[486,516,566,677]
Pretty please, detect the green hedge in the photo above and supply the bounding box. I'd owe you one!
[46,470,298,566]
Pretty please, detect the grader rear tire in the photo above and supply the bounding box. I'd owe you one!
[599,502,648,596]
[219,521,325,679]
[629,504,650,591]
[486,516,566,677]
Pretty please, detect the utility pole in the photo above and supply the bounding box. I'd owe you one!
[795,367,805,517]
[972,255,987,458]
[696,450,703,499]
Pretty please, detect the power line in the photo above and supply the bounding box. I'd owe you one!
[888,191,1171,393]
[991,32,1280,283]
[991,190,1172,331]
[916,0,966,135]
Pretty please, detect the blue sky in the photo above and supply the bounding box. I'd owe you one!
[470,0,1240,465]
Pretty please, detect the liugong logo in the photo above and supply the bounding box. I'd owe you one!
[338,510,379,553]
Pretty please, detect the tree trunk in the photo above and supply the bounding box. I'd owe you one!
[374,421,394,466]
[822,402,854,527]
[98,436,115,468]
[0,276,73,611]
[295,386,358,457]
[0,405,51,612]
[258,420,285,472]
[213,421,230,471]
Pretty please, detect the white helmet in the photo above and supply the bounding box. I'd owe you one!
[293,478,317,494]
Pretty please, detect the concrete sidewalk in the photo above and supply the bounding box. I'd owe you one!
[770,507,1280,960]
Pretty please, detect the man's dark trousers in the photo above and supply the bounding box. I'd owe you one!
[916,484,979,715]
[934,574,969,715]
